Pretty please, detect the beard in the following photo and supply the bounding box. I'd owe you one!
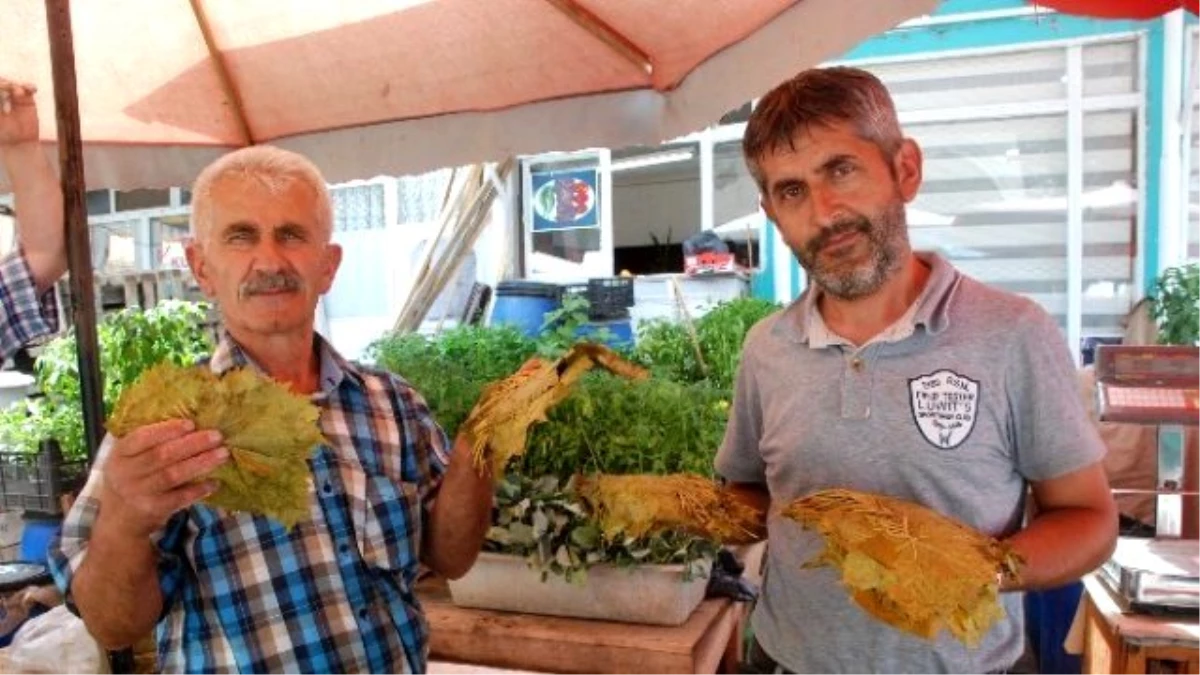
[794,199,909,301]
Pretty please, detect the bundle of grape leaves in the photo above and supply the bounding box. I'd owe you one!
[576,473,766,544]
[461,343,649,479]
[782,489,1023,646]
[107,362,326,528]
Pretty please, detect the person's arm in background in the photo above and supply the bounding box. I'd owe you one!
[0,78,67,361]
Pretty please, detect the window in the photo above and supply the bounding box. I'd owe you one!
[86,189,112,216]
[91,220,139,275]
[861,37,1142,359]
[114,188,170,211]
[330,183,385,232]
[907,114,1071,330]
[396,169,452,225]
[153,215,191,270]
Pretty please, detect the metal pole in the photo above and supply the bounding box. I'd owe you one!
[44,0,105,460]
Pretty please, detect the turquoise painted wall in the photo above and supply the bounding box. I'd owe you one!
[756,0,1188,302]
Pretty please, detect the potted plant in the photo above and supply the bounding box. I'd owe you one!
[370,296,774,625]
[1148,263,1199,346]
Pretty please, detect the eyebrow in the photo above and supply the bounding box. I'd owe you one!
[220,221,258,238]
[219,221,310,237]
[818,154,856,174]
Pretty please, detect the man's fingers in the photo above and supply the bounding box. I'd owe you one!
[154,446,229,493]
[0,81,36,116]
[156,480,220,517]
[114,419,200,458]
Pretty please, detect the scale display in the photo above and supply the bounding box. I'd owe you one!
[1095,346,1199,426]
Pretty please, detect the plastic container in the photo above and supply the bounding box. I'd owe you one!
[17,519,60,565]
[489,281,563,337]
[447,552,708,625]
[0,441,87,517]
[586,277,634,320]
[575,318,634,347]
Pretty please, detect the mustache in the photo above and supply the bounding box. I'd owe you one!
[239,271,302,298]
[805,216,871,257]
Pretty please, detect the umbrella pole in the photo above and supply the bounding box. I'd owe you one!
[44,0,106,460]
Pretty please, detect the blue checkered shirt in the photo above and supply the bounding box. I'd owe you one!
[0,249,58,362]
[50,333,450,673]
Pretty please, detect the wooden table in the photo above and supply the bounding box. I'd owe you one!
[1079,573,1199,674]
[421,582,747,673]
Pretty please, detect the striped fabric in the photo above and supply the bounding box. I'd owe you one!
[0,249,58,362]
[50,333,450,673]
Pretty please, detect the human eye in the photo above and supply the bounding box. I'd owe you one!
[224,229,255,244]
[830,160,857,179]
[777,182,806,202]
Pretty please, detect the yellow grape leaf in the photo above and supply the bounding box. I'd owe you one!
[107,362,326,528]
[782,488,1023,647]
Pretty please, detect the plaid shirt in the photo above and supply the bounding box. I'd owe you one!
[0,249,58,362]
[50,334,450,673]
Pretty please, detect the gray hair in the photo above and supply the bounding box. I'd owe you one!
[190,145,333,241]
[743,66,903,191]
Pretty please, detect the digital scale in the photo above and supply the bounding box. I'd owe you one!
[1094,345,1199,614]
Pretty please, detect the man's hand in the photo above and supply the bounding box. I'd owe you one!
[0,79,39,145]
[0,77,66,292]
[100,419,229,538]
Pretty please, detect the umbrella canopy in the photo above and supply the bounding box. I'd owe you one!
[3,0,937,190]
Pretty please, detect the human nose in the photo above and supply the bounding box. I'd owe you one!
[249,238,289,272]
[809,183,846,229]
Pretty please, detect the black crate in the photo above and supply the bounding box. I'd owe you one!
[586,277,634,320]
[559,283,589,307]
[0,440,88,517]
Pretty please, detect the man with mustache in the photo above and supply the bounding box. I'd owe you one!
[0,79,67,361]
[49,146,494,673]
[715,67,1116,673]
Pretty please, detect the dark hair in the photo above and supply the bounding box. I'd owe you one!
[743,66,903,190]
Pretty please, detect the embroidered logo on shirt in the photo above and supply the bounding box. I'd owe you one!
[908,370,980,450]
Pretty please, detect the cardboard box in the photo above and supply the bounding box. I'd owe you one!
[684,252,739,276]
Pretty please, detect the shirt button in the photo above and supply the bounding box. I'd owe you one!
[357,607,369,620]
[339,543,350,556]
[850,357,865,372]
[321,482,333,495]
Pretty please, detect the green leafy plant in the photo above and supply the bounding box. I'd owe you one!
[536,293,617,359]
[0,300,214,461]
[520,374,728,479]
[1148,263,1199,346]
[371,298,762,586]
[367,324,537,437]
[633,296,779,393]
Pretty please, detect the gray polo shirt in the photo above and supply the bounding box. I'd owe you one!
[715,251,1105,673]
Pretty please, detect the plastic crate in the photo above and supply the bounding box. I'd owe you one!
[0,441,88,517]
[586,277,634,320]
[559,283,589,305]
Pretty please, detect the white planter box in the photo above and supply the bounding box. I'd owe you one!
[447,552,708,626]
